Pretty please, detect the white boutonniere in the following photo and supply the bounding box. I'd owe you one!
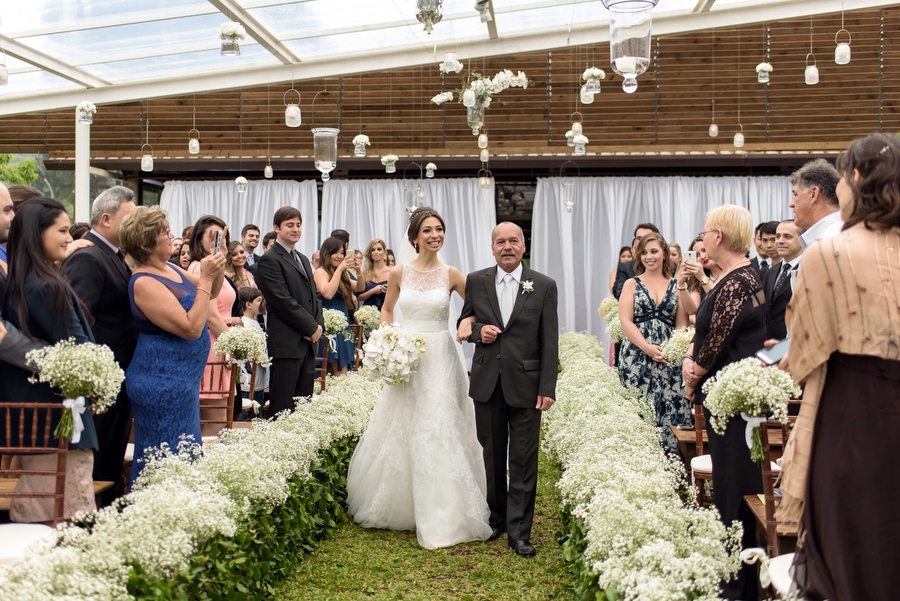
[521,279,534,294]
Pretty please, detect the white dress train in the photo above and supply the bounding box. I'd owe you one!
[346,264,492,549]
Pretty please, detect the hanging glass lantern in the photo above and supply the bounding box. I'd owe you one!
[416,0,443,34]
[462,89,477,107]
[580,85,594,104]
[219,22,245,57]
[571,113,583,136]
[188,129,200,155]
[562,181,577,213]
[140,144,154,172]
[603,0,658,94]
[311,128,339,182]
[426,162,437,178]
[733,125,745,148]
[478,168,493,190]
[708,123,718,138]
[805,54,818,85]
[477,133,489,149]
[440,50,462,73]
[284,89,302,128]
[264,163,274,179]
[467,104,484,135]
[235,176,248,193]
[834,30,851,65]
[479,149,489,162]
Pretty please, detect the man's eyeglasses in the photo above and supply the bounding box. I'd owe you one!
[697,229,718,240]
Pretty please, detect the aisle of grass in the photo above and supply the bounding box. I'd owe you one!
[275,452,573,601]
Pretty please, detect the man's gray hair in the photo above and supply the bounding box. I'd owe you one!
[91,186,135,226]
[789,159,839,207]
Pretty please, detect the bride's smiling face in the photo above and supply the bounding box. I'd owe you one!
[415,217,444,252]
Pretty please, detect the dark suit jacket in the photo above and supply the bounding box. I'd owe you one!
[459,265,558,407]
[613,259,636,299]
[0,268,46,370]
[62,231,139,370]
[255,243,323,359]
[763,261,795,341]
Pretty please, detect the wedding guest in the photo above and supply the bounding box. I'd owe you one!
[261,231,276,252]
[357,238,390,310]
[240,224,261,269]
[608,245,633,295]
[613,223,659,298]
[119,206,224,482]
[789,158,843,248]
[677,236,721,318]
[668,242,682,277]
[330,228,350,252]
[178,240,191,270]
[0,197,99,521]
[225,241,257,290]
[386,249,396,267]
[314,237,365,376]
[238,287,266,409]
[763,220,802,341]
[779,133,900,601]
[255,207,323,415]
[169,237,183,264]
[618,233,689,453]
[749,221,779,276]
[62,186,137,507]
[348,249,363,283]
[8,184,40,210]
[188,216,239,351]
[68,221,90,240]
[311,250,320,269]
[682,205,765,601]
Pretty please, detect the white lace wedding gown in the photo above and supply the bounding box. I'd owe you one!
[346,264,492,549]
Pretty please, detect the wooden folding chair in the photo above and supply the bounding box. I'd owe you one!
[199,360,236,440]
[314,339,328,393]
[690,403,714,507]
[350,324,365,370]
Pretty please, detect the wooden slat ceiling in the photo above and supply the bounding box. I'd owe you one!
[0,7,896,171]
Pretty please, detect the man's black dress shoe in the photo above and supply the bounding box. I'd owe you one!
[508,538,536,557]
[488,525,505,541]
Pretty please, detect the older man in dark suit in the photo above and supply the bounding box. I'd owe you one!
[62,186,137,506]
[255,207,323,415]
[457,222,558,558]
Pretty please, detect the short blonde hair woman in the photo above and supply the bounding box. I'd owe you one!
[704,205,753,255]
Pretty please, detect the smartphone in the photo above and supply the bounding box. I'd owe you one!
[756,338,790,366]
[684,250,697,263]
[213,231,222,255]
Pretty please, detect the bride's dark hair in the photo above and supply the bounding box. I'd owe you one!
[406,207,446,253]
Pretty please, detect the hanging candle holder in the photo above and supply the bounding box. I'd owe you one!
[235,176,248,194]
[603,0,659,94]
[309,90,341,181]
[140,144,154,172]
[284,88,302,128]
[834,29,851,65]
[570,112,583,136]
[477,133,489,149]
[188,129,200,155]
[805,53,819,85]
[580,85,595,104]
[559,161,581,213]
[264,162,274,179]
[439,41,463,74]
[478,168,493,190]
[733,124,745,148]
[467,103,484,135]
[479,148,489,162]
[403,162,426,208]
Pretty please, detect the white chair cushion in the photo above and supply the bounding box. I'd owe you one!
[0,523,56,565]
[241,398,253,411]
[771,461,782,473]
[768,552,795,595]
[123,443,134,463]
[691,454,713,479]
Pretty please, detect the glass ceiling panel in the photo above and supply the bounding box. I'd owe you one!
[2,0,213,35]
[0,68,83,100]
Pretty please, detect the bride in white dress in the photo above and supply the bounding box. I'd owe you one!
[346,208,492,549]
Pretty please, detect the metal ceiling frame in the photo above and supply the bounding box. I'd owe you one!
[0,0,896,117]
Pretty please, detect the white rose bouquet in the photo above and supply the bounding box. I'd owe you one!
[352,134,370,146]
[660,326,695,365]
[26,338,125,443]
[354,305,382,335]
[702,357,801,461]
[361,324,426,385]
[219,21,246,40]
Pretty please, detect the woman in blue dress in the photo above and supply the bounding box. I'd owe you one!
[618,232,690,453]
[314,236,365,376]
[356,238,391,311]
[118,206,225,482]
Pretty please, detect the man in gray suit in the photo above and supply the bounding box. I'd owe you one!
[457,222,558,558]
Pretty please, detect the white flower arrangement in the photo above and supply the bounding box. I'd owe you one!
[605,315,625,344]
[323,308,349,336]
[431,91,453,105]
[582,67,606,81]
[701,357,801,461]
[219,21,246,40]
[380,154,399,166]
[543,332,743,600]
[361,323,426,385]
[425,162,437,171]
[573,134,589,145]
[354,305,382,333]
[565,130,575,140]
[520,279,534,294]
[76,101,96,115]
[597,297,624,343]
[352,134,370,146]
[26,338,125,441]
[234,175,248,185]
[213,326,271,367]
[756,62,773,73]
[659,326,695,365]
[0,370,385,599]
[458,69,529,107]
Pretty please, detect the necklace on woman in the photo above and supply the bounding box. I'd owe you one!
[716,258,750,282]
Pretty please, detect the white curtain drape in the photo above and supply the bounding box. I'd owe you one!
[531,175,792,349]
[159,179,321,258]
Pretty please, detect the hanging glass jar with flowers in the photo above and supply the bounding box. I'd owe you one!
[755,62,773,83]
[352,134,370,158]
[426,162,437,178]
[77,101,96,124]
[582,67,606,94]
[573,134,589,155]
[219,22,246,57]
[456,69,529,136]
[381,154,399,173]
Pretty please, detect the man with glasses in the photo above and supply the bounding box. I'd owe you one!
[613,222,660,299]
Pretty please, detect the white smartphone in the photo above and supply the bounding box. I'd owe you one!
[756,338,790,366]
[684,250,697,263]
[213,231,222,255]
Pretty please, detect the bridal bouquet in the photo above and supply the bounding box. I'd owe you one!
[660,326,695,365]
[701,357,801,461]
[597,296,624,343]
[361,324,426,385]
[354,305,382,335]
[26,338,125,443]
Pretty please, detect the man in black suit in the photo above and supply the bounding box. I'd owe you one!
[613,222,659,299]
[763,219,803,341]
[457,222,559,558]
[255,207,323,415]
[62,186,138,506]
[749,221,779,277]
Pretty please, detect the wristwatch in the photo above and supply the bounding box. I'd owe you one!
[699,276,711,285]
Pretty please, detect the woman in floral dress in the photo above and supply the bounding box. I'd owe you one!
[618,232,690,453]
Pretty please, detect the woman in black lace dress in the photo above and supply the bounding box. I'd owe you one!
[682,205,767,601]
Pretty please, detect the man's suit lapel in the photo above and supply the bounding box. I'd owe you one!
[485,267,503,325]
[504,265,531,329]
[275,244,308,281]
[86,231,130,283]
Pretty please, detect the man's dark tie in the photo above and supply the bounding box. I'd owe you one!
[759,259,770,278]
[116,249,131,273]
[291,249,308,278]
[773,262,792,294]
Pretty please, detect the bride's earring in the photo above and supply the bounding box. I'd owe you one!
[414,242,419,253]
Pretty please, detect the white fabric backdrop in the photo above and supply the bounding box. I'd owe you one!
[531,175,792,350]
[159,179,321,258]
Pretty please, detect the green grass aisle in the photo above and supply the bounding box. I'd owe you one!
[275,452,574,601]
